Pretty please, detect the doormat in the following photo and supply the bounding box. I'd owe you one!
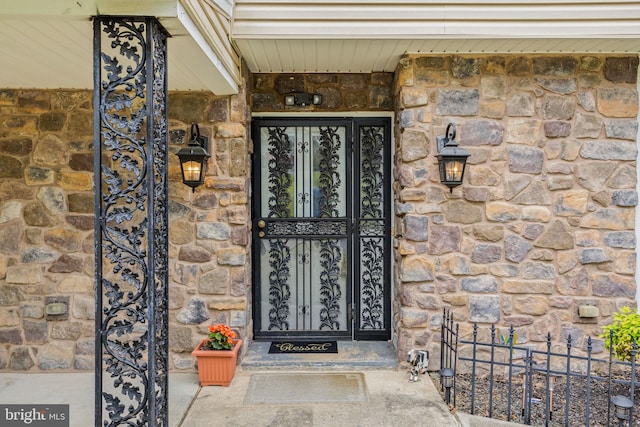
[268,341,337,354]
[244,373,368,404]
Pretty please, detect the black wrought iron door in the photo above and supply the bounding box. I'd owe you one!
[252,118,391,340]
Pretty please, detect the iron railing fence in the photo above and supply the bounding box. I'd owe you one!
[439,309,638,426]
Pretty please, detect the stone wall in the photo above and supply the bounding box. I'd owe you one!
[2,54,639,372]
[0,90,95,370]
[394,54,639,365]
[166,89,251,370]
[0,88,251,371]
[251,73,394,112]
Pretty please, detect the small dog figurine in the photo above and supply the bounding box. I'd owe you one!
[407,349,429,382]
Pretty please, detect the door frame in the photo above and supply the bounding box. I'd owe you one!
[250,114,394,342]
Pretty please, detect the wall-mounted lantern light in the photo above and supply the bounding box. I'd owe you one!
[436,123,470,193]
[284,92,323,107]
[176,123,210,191]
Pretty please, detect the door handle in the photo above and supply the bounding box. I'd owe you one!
[257,220,266,229]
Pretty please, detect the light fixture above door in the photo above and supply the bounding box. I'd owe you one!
[284,92,323,107]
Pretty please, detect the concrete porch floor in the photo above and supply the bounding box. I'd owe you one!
[0,341,524,426]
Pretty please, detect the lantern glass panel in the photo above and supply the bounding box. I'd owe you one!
[439,368,455,388]
[182,160,202,182]
[615,405,631,420]
[444,159,463,182]
[442,375,453,388]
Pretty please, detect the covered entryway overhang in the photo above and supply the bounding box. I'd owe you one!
[1,1,241,425]
[9,0,635,80]
[2,1,640,425]
[0,0,240,93]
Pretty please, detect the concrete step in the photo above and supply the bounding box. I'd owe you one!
[240,341,399,370]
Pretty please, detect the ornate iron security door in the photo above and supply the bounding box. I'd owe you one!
[252,118,391,340]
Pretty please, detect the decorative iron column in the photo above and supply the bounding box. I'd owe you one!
[93,17,169,426]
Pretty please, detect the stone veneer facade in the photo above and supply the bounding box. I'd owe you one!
[0,53,638,372]
[250,72,394,112]
[394,54,639,363]
[0,88,252,371]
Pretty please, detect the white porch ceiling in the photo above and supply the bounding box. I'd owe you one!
[233,0,640,73]
[0,0,240,93]
[235,38,640,74]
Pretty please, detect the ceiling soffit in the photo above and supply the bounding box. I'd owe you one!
[0,0,239,93]
[232,0,640,73]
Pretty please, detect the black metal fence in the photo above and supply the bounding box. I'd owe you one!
[439,309,638,426]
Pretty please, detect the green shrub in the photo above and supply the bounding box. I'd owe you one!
[600,306,640,361]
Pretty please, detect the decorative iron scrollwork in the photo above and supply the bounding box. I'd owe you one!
[150,22,169,424]
[297,192,310,204]
[267,239,291,330]
[358,219,385,236]
[317,127,342,218]
[297,140,309,153]
[94,17,169,426]
[298,252,310,264]
[358,126,386,330]
[360,237,384,329]
[360,126,384,219]
[298,305,310,316]
[265,220,348,237]
[267,127,294,219]
[319,238,343,330]
[95,17,168,426]
[265,127,294,331]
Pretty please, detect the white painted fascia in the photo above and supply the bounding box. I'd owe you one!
[204,0,234,17]
[97,0,239,94]
[232,0,640,40]
[175,1,238,94]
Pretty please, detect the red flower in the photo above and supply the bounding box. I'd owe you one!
[202,324,237,350]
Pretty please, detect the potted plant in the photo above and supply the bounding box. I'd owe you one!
[191,324,242,386]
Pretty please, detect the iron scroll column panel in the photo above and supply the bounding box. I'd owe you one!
[94,17,169,426]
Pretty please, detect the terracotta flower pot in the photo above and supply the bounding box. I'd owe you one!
[191,339,242,387]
